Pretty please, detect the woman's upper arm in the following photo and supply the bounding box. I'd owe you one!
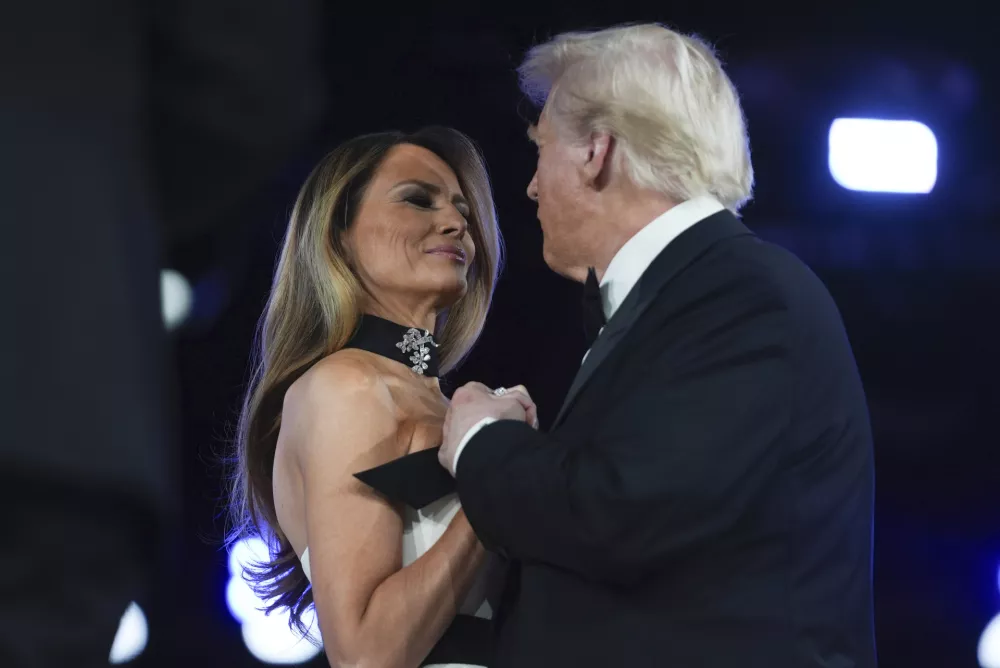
[282,357,403,652]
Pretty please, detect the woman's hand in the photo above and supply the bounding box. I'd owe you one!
[440,382,540,474]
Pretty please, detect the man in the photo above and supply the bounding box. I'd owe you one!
[0,2,323,664]
[440,23,877,667]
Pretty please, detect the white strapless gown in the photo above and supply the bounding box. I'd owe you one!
[300,494,496,667]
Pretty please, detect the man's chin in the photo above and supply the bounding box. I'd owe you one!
[542,247,587,283]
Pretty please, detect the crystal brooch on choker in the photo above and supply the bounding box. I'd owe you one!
[396,328,438,375]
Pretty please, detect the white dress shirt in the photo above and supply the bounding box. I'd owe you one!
[450,195,726,474]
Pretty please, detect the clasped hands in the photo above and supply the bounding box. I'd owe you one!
[439,382,538,475]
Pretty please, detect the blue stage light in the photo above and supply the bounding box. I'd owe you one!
[227,537,322,664]
[978,562,1000,668]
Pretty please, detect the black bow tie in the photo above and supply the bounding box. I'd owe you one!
[582,267,607,347]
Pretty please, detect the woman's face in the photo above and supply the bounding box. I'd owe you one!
[345,144,476,312]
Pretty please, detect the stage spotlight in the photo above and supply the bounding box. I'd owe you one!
[227,537,323,664]
[242,609,323,665]
[108,602,148,664]
[828,118,938,193]
[980,616,1000,668]
[160,268,193,330]
[979,563,1000,668]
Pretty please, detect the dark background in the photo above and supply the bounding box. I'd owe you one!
[143,1,999,665]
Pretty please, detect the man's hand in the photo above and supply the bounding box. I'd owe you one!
[440,383,538,475]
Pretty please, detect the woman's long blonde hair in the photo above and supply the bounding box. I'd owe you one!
[227,127,502,632]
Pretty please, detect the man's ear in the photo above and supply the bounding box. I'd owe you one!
[582,131,614,189]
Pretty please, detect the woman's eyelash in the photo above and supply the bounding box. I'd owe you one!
[404,192,469,218]
[404,193,434,208]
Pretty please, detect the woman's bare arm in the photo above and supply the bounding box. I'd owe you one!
[282,357,485,668]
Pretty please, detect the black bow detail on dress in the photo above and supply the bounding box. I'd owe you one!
[354,447,456,509]
[582,267,607,347]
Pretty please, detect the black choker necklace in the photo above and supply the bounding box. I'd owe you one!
[345,314,441,377]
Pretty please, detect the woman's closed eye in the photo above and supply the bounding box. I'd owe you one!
[404,193,435,209]
[404,192,470,219]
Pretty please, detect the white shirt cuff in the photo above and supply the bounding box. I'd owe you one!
[452,417,497,474]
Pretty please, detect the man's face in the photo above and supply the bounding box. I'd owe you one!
[526,110,592,281]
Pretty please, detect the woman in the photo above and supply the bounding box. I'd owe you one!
[228,127,531,667]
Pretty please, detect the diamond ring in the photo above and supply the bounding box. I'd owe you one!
[493,387,507,396]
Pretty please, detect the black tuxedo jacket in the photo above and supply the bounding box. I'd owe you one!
[457,211,877,667]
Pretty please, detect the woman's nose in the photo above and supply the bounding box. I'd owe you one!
[439,207,468,237]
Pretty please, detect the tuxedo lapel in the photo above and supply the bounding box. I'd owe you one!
[553,211,753,427]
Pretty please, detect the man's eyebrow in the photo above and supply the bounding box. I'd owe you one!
[526,125,539,144]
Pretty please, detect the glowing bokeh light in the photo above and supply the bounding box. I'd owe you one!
[160,269,193,330]
[227,537,322,664]
[828,118,937,194]
[108,602,148,664]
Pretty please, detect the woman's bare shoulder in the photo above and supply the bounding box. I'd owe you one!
[282,351,402,462]
[287,351,392,406]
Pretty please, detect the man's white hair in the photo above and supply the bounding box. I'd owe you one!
[519,23,753,212]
